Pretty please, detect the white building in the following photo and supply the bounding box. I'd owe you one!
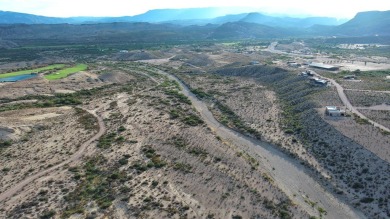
[325,106,345,116]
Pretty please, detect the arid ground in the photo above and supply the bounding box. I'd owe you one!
[0,43,389,219]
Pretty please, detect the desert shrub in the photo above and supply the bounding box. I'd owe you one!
[75,108,98,130]
[182,114,204,126]
[360,197,374,203]
[0,140,12,148]
[165,89,191,104]
[141,146,167,168]
[169,110,180,119]
[352,182,364,189]
[97,133,117,149]
[40,210,56,219]
[117,126,126,132]
[173,162,192,173]
[118,158,128,165]
[188,147,208,157]
[353,115,370,125]
[191,88,212,99]
[2,167,11,172]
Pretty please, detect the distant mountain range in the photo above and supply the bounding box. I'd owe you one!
[0,8,347,27]
[0,9,389,41]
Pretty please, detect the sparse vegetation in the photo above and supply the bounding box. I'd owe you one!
[182,114,204,126]
[97,133,117,149]
[0,140,12,148]
[1,35,388,219]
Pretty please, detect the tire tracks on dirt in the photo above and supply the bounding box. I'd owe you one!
[157,69,366,219]
[0,107,106,203]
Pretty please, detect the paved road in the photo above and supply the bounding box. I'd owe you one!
[313,73,390,133]
[158,70,366,219]
[0,108,106,203]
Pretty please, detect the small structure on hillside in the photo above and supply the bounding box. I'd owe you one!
[315,79,328,86]
[325,106,345,116]
[344,75,357,80]
[309,77,328,86]
[299,71,308,76]
[287,61,301,67]
[299,70,314,77]
[306,70,314,76]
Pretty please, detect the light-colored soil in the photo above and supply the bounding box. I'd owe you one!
[338,61,390,71]
[0,107,96,195]
[179,73,329,178]
[359,109,390,130]
[167,52,389,218]
[165,71,365,219]
[319,109,390,162]
[0,63,308,219]
[336,79,390,91]
[54,89,76,94]
[346,90,390,107]
[356,104,390,111]
[0,46,388,219]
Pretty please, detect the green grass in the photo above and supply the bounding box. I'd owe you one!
[0,64,65,78]
[44,64,88,80]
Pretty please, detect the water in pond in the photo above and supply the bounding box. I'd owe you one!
[0,74,38,82]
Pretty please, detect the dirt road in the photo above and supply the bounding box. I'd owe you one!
[0,108,106,203]
[264,41,314,58]
[344,89,390,94]
[313,72,390,133]
[159,70,366,219]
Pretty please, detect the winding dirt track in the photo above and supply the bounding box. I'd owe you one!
[0,68,369,218]
[0,108,105,203]
[158,70,366,219]
[313,72,390,133]
[265,41,389,132]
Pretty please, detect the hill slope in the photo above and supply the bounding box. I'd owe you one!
[333,10,390,36]
[239,12,346,28]
[0,8,346,27]
[209,21,299,39]
[0,11,70,24]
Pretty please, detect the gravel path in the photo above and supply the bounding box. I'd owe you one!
[0,107,105,203]
[159,70,366,219]
[313,72,390,133]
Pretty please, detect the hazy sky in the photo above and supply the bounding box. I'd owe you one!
[0,0,389,18]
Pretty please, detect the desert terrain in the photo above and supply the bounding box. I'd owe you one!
[0,40,389,219]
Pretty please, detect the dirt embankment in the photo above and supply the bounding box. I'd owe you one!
[0,64,307,219]
[175,64,388,219]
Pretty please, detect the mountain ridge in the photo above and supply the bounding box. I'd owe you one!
[0,10,389,39]
[0,8,348,27]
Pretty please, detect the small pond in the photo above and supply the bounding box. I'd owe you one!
[0,74,38,82]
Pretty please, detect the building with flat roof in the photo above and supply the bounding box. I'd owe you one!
[325,106,345,116]
[309,77,328,86]
[309,62,339,71]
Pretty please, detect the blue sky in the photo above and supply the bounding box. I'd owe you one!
[0,0,389,18]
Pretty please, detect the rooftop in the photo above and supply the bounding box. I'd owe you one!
[309,62,339,70]
[326,106,338,110]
